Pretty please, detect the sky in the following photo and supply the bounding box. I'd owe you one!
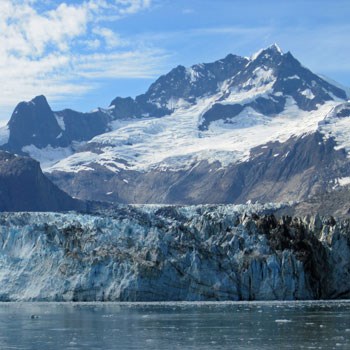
[1,0,350,123]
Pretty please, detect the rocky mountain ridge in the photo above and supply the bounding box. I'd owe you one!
[1,95,112,154]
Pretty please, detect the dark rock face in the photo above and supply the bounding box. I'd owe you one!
[199,104,244,130]
[6,95,62,152]
[48,132,350,206]
[109,97,143,119]
[0,151,84,212]
[2,96,112,154]
[272,52,346,109]
[199,96,286,130]
[54,109,110,145]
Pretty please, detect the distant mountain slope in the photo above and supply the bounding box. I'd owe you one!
[48,131,350,205]
[1,44,350,205]
[0,151,85,212]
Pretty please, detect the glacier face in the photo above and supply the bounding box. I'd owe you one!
[0,204,349,302]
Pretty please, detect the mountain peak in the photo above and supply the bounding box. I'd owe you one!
[31,95,50,108]
[6,95,62,151]
[251,43,284,61]
[269,43,283,54]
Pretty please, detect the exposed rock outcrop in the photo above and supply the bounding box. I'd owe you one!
[0,151,85,212]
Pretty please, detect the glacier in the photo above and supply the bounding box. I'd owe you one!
[0,204,349,301]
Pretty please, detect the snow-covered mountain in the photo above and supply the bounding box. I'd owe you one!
[1,44,350,205]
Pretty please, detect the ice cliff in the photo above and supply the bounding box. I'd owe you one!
[0,204,349,301]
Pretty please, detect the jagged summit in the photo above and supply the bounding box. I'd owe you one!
[6,95,62,151]
[250,43,284,61]
[108,44,346,124]
[2,94,112,154]
[31,94,49,106]
[270,43,283,53]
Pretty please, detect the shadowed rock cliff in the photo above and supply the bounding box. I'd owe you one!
[0,151,85,212]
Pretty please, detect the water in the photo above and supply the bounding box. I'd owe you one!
[0,301,350,349]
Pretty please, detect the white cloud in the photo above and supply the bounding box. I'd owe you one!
[0,0,158,120]
[116,0,152,15]
[92,27,127,49]
[84,39,101,50]
[74,49,168,79]
[0,1,89,57]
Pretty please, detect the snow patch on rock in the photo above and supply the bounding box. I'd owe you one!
[55,114,66,131]
[301,89,315,100]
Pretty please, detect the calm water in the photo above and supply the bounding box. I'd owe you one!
[0,301,350,349]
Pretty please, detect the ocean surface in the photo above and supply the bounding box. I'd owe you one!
[0,301,349,349]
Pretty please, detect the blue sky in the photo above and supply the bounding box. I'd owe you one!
[1,0,350,122]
